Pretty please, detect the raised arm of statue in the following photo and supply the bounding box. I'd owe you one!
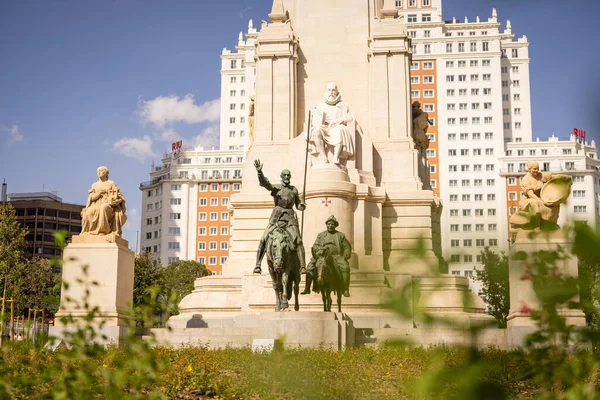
[254,159,274,192]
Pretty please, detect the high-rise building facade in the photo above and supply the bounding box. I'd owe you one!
[139,146,244,274]
[398,1,532,278]
[6,191,83,267]
[219,20,258,151]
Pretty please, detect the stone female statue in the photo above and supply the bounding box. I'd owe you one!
[81,166,127,236]
[509,160,571,230]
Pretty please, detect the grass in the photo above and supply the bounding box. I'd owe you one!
[0,342,541,399]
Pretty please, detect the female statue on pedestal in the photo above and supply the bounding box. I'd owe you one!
[509,160,571,232]
[81,166,127,236]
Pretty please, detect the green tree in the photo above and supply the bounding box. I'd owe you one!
[162,260,211,304]
[0,204,28,320]
[11,257,55,313]
[475,248,510,328]
[133,252,162,307]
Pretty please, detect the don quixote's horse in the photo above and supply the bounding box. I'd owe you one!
[314,254,344,312]
[266,224,301,311]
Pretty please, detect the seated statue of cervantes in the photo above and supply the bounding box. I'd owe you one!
[309,83,355,165]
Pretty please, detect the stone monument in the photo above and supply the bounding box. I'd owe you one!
[506,160,585,348]
[51,166,134,344]
[157,0,497,349]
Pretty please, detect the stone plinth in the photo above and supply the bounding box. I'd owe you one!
[506,234,586,348]
[416,275,496,327]
[52,236,134,343]
[507,235,586,328]
[153,311,354,350]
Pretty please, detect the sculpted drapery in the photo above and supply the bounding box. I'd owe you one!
[81,166,127,236]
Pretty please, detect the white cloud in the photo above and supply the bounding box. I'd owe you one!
[137,95,220,129]
[111,135,155,162]
[192,124,220,149]
[156,127,180,141]
[1,125,24,144]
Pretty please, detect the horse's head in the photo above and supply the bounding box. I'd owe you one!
[269,229,289,272]
[315,256,328,288]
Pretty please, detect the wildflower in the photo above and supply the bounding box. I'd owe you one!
[186,365,192,372]
[520,271,533,281]
[518,303,533,315]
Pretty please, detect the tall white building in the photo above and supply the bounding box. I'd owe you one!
[399,1,532,279]
[139,146,245,272]
[219,20,258,151]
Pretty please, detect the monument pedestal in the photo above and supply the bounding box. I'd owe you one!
[154,311,354,350]
[51,236,134,345]
[506,234,586,348]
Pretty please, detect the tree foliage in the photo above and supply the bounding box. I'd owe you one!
[161,260,211,304]
[0,204,28,310]
[475,248,510,328]
[133,252,162,307]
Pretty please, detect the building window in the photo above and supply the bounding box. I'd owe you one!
[198,227,206,235]
[168,242,180,250]
[423,90,434,98]
[169,213,181,220]
[407,14,417,23]
[209,257,217,266]
[221,241,228,250]
[423,76,434,83]
[221,212,229,220]
[209,227,218,236]
[574,206,587,213]
[210,212,218,221]
[199,212,207,221]
[170,198,181,205]
[423,62,433,69]
[512,49,519,58]
[573,190,586,198]
[395,0,402,6]
[482,42,489,51]
[421,14,431,22]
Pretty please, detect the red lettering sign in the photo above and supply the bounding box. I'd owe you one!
[171,140,183,151]
[573,128,586,140]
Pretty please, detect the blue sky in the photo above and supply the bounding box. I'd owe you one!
[0,0,598,246]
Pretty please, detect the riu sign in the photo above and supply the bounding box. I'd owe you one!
[573,128,586,140]
[172,140,183,151]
